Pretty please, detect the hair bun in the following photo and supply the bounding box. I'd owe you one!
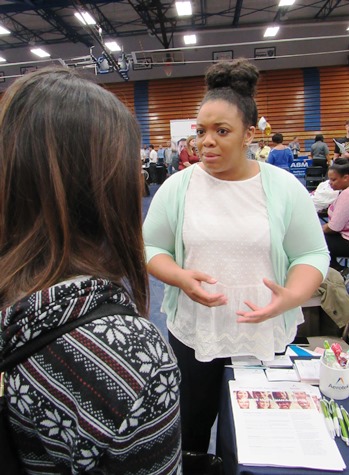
[205,58,259,97]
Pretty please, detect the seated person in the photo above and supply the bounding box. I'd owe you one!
[255,139,270,162]
[322,158,349,270]
[310,179,339,213]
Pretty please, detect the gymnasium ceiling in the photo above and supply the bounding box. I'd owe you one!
[0,1,348,50]
[0,1,348,81]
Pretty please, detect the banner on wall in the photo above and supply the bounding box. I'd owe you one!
[170,119,197,145]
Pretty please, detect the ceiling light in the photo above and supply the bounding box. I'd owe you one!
[0,26,10,35]
[347,26,349,31]
[74,11,96,25]
[264,26,280,37]
[184,34,196,45]
[176,1,192,16]
[0,56,6,62]
[104,41,121,52]
[31,48,50,58]
[278,0,295,6]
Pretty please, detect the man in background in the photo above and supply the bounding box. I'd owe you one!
[333,120,349,160]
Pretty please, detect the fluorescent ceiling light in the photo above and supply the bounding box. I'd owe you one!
[74,11,96,25]
[0,56,6,62]
[278,0,295,6]
[264,26,280,37]
[31,48,50,58]
[0,26,10,35]
[104,41,121,52]
[184,34,196,45]
[176,1,192,16]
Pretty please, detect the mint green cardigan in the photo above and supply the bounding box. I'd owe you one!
[143,163,330,331]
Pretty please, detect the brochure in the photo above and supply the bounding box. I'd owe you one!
[229,380,345,471]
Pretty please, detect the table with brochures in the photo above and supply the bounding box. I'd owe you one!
[217,366,349,475]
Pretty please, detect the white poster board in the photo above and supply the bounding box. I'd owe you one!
[170,119,197,145]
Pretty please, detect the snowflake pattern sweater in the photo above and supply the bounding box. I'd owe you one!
[0,277,182,474]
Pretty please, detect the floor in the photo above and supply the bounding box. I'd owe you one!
[143,184,168,340]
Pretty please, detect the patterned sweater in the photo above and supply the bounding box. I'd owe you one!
[0,277,181,474]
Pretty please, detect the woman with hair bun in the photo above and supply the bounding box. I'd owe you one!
[144,58,329,453]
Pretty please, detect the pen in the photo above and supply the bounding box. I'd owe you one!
[320,399,335,439]
[330,399,341,437]
[335,402,349,445]
[341,406,349,435]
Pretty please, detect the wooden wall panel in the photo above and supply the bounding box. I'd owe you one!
[147,77,205,145]
[101,81,135,114]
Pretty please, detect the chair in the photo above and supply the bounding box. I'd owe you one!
[304,166,325,191]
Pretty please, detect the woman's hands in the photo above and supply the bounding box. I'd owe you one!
[236,264,323,323]
[236,278,298,323]
[179,269,227,307]
[147,255,227,307]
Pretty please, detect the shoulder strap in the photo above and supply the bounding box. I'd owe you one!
[0,303,138,373]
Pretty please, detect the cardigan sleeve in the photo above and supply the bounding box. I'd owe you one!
[282,176,329,278]
[143,176,178,262]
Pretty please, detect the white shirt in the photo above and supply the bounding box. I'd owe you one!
[149,149,158,163]
[168,165,302,361]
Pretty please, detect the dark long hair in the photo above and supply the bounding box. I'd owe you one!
[0,67,148,314]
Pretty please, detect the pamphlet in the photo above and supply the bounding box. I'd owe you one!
[229,380,345,471]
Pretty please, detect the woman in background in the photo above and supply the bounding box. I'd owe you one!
[178,134,200,170]
[310,133,330,176]
[144,58,328,453]
[0,68,181,474]
[268,133,294,171]
[323,158,349,270]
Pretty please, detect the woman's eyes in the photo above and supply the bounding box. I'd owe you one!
[196,129,229,136]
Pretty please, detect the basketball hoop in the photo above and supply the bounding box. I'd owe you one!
[163,61,173,77]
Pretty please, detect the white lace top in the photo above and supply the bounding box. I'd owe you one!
[168,165,302,361]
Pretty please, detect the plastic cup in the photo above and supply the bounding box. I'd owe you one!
[319,358,349,400]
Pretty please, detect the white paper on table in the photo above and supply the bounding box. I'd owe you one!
[286,346,319,357]
[233,368,268,383]
[230,356,262,367]
[265,368,300,382]
[262,355,293,367]
[229,381,345,471]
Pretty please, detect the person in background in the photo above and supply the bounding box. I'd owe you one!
[255,139,271,162]
[310,179,339,213]
[157,144,165,164]
[148,143,158,183]
[178,135,200,170]
[0,67,181,474]
[268,133,294,171]
[143,58,328,453]
[322,158,349,270]
[171,138,186,173]
[164,141,174,175]
[289,136,300,158]
[141,144,148,163]
[333,120,349,160]
[310,134,330,176]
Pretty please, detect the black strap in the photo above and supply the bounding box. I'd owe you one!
[0,303,138,373]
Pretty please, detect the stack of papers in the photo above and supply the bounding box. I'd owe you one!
[294,359,320,385]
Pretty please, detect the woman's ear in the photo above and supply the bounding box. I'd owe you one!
[244,126,255,146]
